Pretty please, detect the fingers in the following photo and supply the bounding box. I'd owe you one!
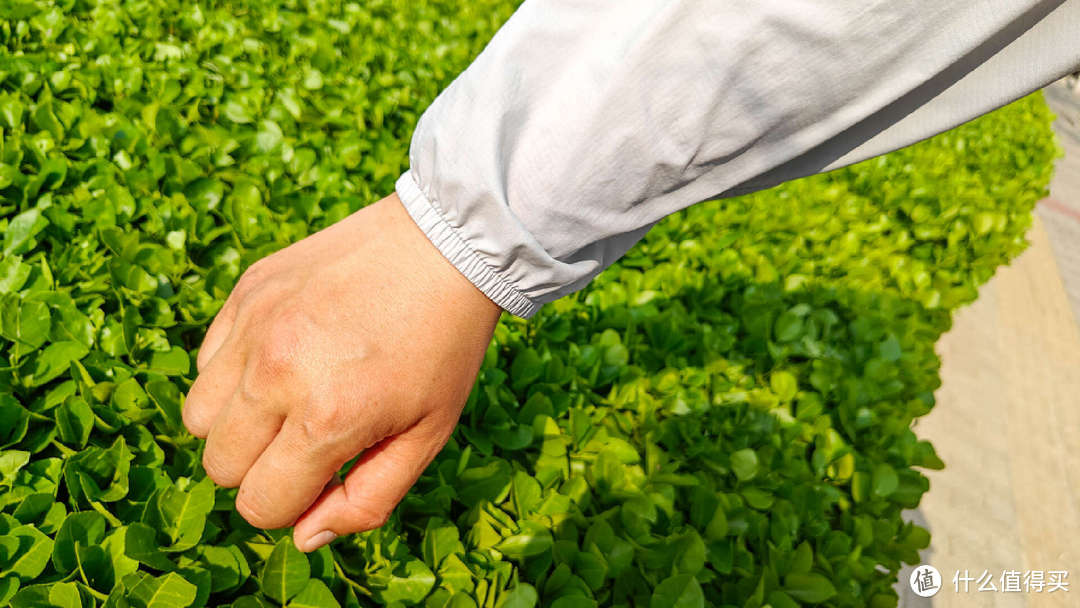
[198,258,270,372]
[233,414,361,531]
[290,416,454,552]
[196,292,240,373]
[201,387,285,487]
[182,329,246,438]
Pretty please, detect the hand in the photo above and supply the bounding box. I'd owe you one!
[182,191,502,552]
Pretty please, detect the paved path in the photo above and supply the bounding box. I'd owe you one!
[896,77,1080,607]
[1040,78,1080,327]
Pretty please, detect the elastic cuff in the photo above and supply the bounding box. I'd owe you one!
[395,169,541,319]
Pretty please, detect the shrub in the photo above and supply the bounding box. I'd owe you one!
[0,0,1060,606]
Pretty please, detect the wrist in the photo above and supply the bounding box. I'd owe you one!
[393,169,540,319]
[379,191,504,328]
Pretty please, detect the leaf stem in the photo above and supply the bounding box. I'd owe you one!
[28,410,52,422]
[50,439,77,457]
[81,583,108,601]
[88,500,123,527]
[154,433,182,448]
[333,558,373,597]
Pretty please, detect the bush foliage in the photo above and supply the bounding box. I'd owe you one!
[0,0,1060,606]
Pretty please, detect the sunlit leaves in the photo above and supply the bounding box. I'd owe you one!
[259,537,310,604]
[0,0,1061,605]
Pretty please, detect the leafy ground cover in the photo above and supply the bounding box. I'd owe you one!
[0,0,1061,606]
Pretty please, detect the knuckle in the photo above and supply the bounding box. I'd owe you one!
[202,450,240,488]
[235,485,289,529]
[229,263,274,314]
[182,394,210,438]
[342,484,394,532]
[348,504,392,532]
[362,511,392,531]
[183,414,208,439]
[252,317,306,384]
[294,407,343,446]
[195,348,213,373]
[234,375,265,411]
[234,259,267,293]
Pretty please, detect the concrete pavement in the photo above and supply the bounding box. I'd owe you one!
[896,77,1080,607]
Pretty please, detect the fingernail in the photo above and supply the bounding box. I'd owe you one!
[304,530,337,552]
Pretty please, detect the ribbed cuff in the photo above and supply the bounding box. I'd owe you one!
[395,169,540,319]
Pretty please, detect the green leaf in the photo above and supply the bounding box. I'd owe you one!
[55,397,94,448]
[422,520,464,570]
[766,590,800,608]
[457,459,512,507]
[124,523,175,571]
[145,381,184,430]
[573,552,606,590]
[230,595,274,608]
[127,572,198,608]
[258,537,310,604]
[154,477,215,551]
[4,209,49,256]
[774,310,804,342]
[52,512,107,573]
[650,575,704,608]
[784,573,837,603]
[496,584,538,608]
[287,579,340,608]
[32,101,64,140]
[741,487,774,510]
[28,341,88,387]
[9,584,49,608]
[0,256,31,294]
[602,437,640,464]
[878,334,903,362]
[0,450,30,480]
[1,297,50,350]
[494,527,553,559]
[375,558,436,605]
[0,396,30,449]
[3,524,53,580]
[0,93,25,129]
[510,348,543,390]
[193,544,250,593]
[788,541,813,575]
[148,346,190,376]
[770,371,798,402]
[100,527,139,582]
[49,581,82,608]
[63,436,133,502]
[510,470,542,516]
[672,530,706,576]
[705,505,728,540]
[729,448,758,482]
[872,462,899,497]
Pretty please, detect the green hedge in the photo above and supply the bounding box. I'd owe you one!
[0,0,1061,607]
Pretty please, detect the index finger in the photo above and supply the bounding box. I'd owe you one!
[197,283,242,372]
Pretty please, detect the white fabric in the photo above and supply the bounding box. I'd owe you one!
[395,0,1080,318]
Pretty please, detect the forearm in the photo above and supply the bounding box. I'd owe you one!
[399,0,1080,318]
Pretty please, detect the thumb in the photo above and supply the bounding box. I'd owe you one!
[291,416,454,552]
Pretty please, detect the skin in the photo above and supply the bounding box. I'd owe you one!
[181,191,502,553]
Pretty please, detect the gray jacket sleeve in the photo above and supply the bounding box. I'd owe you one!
[394,0,1080,318]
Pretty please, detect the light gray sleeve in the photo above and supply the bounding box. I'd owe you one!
[394,0,1080,319]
